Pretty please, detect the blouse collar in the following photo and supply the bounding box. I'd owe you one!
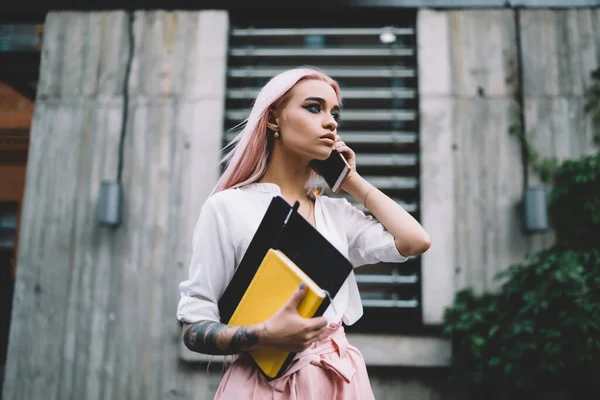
[242,182,318,201]
[242,182,282,194]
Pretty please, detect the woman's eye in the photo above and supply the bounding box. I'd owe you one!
[304,104,340,122]
[303,104,321,113]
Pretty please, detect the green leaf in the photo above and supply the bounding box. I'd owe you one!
[472,335,486,348]
[488,357,502,367]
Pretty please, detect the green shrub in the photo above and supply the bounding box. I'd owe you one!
[444,248,600,399]
[548,153,600,249]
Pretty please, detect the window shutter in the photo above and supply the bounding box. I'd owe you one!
[224,11,422,333]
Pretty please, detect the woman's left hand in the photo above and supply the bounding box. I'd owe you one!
[333,134,357,177]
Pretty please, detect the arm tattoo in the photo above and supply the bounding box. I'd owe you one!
[183,320,260,355]
[228,327,260,353]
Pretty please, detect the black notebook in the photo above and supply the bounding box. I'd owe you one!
[217,195,354,377]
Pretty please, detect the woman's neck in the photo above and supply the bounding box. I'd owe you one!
[259,147,312,201]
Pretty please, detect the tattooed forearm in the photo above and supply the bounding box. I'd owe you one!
[183,320,262,355]
[227,326,260,353]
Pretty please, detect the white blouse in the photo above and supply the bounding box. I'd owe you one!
[176,182,408,326]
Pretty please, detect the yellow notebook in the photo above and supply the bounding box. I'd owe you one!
[228,248,326,378]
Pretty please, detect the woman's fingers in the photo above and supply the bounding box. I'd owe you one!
[333,140,346,150]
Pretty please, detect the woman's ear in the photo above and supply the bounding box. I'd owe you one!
[266,110,279,133]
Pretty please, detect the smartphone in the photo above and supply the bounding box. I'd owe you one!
[309,151,351,193]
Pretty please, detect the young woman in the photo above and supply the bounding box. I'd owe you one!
[177,67,431,399]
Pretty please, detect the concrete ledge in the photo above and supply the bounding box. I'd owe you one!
[347,334,451,367]
[179,334,452,367]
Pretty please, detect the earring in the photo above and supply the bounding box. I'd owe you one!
[274,131,280,138]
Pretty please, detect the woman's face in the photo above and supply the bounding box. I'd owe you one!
[272,79,340,162]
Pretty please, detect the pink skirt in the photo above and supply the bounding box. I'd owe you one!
[214,323,375,400]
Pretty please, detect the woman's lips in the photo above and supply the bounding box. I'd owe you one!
[320,138,335,146]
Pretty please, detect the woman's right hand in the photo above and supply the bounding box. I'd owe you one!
[260,283,329,352]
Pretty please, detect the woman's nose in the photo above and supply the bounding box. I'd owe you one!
[323,115,338,131]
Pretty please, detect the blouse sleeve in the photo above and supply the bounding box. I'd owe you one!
[342,198,409,267]
[176,197,235,323]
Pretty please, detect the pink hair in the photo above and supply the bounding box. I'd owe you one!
[211,67,342,195]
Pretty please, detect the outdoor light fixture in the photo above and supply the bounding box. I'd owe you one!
[96,11,134,230]
[97,180,122,228]
[523,186,549,233]
[379,27,397,44]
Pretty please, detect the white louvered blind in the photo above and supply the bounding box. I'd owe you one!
[223,11,422,332]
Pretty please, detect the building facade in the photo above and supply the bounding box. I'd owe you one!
[1,1,599,398]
